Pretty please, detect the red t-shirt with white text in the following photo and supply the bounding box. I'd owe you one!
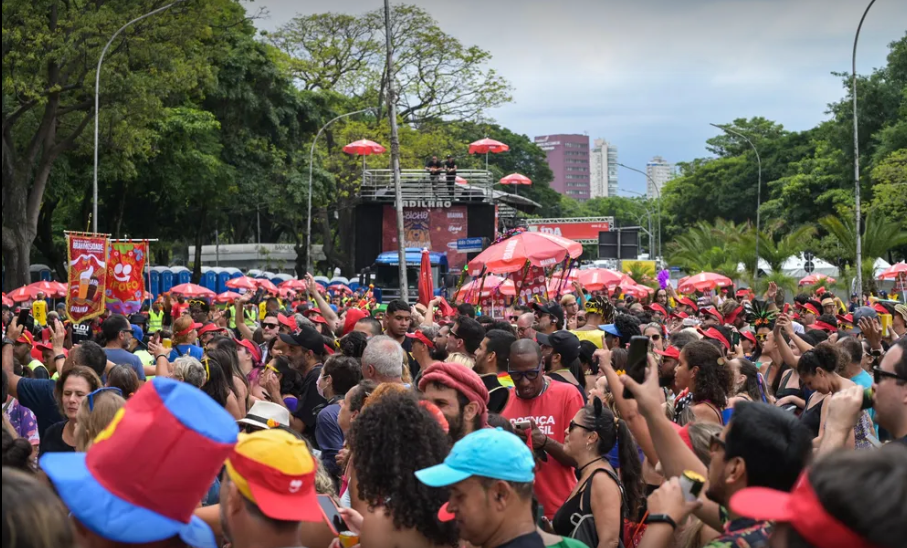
[503,379,584,519]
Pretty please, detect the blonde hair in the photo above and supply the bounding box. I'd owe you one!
[171,316,197,346]
[446,352,475,369]
[74,390,126,452]
[172,356,207,387]
[361,382,408,411]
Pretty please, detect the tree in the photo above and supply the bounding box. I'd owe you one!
[819,209,907,292]
[666,221,741,277]
[1,0,246,288]
[266,4,512,124]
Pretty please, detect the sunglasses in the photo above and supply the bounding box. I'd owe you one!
[873,366,906,384]
[508,364,543,382]
[649,334,661,341]
[262,323,280,329]
[756,333,768,341]
[87,387,123,411]
[449,330,461,339]
[568,420,593,433]
[709,433,726,452]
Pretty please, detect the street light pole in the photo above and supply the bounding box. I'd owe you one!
[618,188,656,257]
[306,107,375,273]
[92,0,187,234]
[853,0,878,305]
[710,123,762,282]
[618,163,661,260]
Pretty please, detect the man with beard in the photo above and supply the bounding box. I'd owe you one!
[432,324,452,361]
[654,345,681,396]
[516,312,537,341]
[419,362,489,442]
[446,316,484,362]
[621,362,812,548]
[220,429,328,548]
[502,339,582,520]
[474,329,515,413]
[531,301,564,336]
[275,326,327,441]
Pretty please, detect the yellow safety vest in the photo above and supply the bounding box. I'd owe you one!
[148,309,164,333]
[228,306,256,329]
[27,359,48,376]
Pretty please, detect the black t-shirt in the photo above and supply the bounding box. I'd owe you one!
[444,160,457,174]
[293,365,327,446]
[426,160,442,171]
[398,335,421,380]
[16,378,63,438]
[494,532,545,548]
[39,420,75,456]
[481,373,510,414]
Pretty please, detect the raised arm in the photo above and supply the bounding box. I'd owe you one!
[306,273,339,327]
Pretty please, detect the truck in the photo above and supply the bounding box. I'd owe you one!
[362,248,454,304]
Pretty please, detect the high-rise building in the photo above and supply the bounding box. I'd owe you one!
[590,139,618,198]
[646,156,674,199]
[534,134,590,200]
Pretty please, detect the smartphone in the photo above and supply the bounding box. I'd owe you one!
[514,420,531,431]
[317,494,348,535]
[623,336,651,399]
[732,331,741,347]
[17,308,31,326]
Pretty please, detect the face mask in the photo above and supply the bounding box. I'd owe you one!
[316,376,326,398]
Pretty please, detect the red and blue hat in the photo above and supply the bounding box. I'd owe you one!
[40,377,238,548]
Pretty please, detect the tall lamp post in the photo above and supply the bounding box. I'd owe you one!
[92,0,188,233]
[853,0,878,304]
[306,108,375,273]
[710,123,762,281]
[617,163,661,260]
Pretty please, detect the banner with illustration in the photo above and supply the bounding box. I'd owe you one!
[65,233,109,323]
[511,264,548,306]
[382,206,469,268]
[106,241,148,315]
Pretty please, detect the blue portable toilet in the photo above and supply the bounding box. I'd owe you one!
[199,267,217,292]
[212,267,229,294]
[153,266,173,294]
[171,266,191,286]
[149,267,161,298]
[29,264,52,283]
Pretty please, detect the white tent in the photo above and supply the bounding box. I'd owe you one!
[781,254,839,278]
[736,259,773,274]
[873,257,891,277]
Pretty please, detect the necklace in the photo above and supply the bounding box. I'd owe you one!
[574,456,604,480]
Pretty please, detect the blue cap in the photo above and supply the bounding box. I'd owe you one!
[599,324,621,337]
[130,324,144,342]
[415,428,534,486]
[850,306,878,334]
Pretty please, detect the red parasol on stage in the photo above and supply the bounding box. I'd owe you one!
[468,232,583,275]
[455,176,469,186]
[342,139,386,155]
[169,283,216,299]
[877,262,907,280]
[499,173,532,186]
[677,272,733,293]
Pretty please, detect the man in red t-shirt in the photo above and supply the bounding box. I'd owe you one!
[502,339,583,520]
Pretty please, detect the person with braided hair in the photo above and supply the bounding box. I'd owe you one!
[570,296,614,349]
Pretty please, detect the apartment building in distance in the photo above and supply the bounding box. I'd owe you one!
[534,134,590,200]
[646,155,675,199]
[590,138,618,198]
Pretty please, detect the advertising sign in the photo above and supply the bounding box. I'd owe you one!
[382,206,469,268]
[526,217,613,243]
[106,241,148,315]
[65,233,109,323]
[456,238,484,252]
[512,265,548,305]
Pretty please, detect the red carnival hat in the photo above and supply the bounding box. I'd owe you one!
[677,297,699,312]
[405,330,435,348]
[698,326,731,351]
[646,303,668,317]
[655,346,680,360]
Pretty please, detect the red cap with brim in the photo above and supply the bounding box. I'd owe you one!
[741,331,757,345]
[812,321,837,333]
[670,311,689,321]
[655,346,680,359]
[236,339,262,364]
[836,313,854,325]
[227,451,323,523]
[646,303,668,317]
[698,327,731,351]
[405,331,434,349]
[196,324,223,337]
[678,297,699,312]
[702,308,724,322]
[15,331,35,346]
[278,314,297,330]
[175,322,203,338]
[309,315,327,325]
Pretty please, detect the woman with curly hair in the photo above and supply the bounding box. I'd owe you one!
[611,313,641,349]
[348,390,458,547]
[672,341,731,425]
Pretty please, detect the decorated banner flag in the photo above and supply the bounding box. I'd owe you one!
[106,241,148,315]
[66,233,109,323]
[511,263,548,306]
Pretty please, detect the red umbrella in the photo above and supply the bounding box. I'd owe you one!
[418,249,434,306]
[455,276,515,302]
[468,138,510,171]
[499,173,532,186]
[254,279,279,294]
[226,276,258,291]
[578,269,626,291]
[678,272,733,293]
[328,283,352,294]
[342,139,386,155]
[468,232,583,275]
[27,280,66,298]
[279,279,308,291]
[169,283,216,298]
[8,286,37,302]
[214,291,242,304]
[1,293,12,308]
[624,284,655,298]
[798,273,836,286]
[455,176,469,186]
[877,262,907,280]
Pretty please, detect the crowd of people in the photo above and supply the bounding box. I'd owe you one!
[2,274,905,548]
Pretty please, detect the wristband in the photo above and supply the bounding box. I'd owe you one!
[542,434,549,450]
[155,354,169,362]
[645,513,678,530]
[54,354,66,361]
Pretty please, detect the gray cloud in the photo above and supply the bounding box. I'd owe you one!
[253,0,906,194]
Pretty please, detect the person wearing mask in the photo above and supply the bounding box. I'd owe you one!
[544,331,586,400]
[315,355,362,480]
[269,326,327,439]
[621,359,813,548]
[552,397,644,548]
[219,429,328,548]
[41,377,238,548]
[418,361,489,442]
[168,315,204,361]
[40,367,103,455]
[516,312,537,341]
[532,302,565,336]
[474,329,516,413]
[360,335,405,385]
[446,315,484,362]
[503,339,583,520]
[416,428,545,548]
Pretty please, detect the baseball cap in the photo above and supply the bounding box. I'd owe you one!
[535,332,551,346]
[277,313,298,330]
[677,297,699,312]
[415,428,535,488]
[405,330,434,348]
[850,306,878,334]
[598,324,621,338]
[655,346,680,359]
[532,301,565,327]
[646,303,668,317]
[15,331,35,346]
[196,323,223,337]
[701,307,723,322]
[309,314,327,325]
[278,325,324,353]
[548,330,581,365]
[224,429,322,522]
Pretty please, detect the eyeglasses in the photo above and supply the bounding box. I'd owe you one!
[449,330,461,339]
[508,364,543,382]
[709,433,726,453]
[262,323,279,330]
[649,334,661,341]
[568,420,593,433]
[87,387,123,411]
[873,366,906,384]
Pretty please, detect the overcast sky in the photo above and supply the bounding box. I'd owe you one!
[253,0,906,195]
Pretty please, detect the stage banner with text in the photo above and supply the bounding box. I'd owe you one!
[65,233,109,323]
[106,241,148,316]
[511,265,548,306]
[382,206,469,268]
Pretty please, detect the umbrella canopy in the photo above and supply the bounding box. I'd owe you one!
[214,291,242,304]
[1,293,12,307]
[798,273,836,286]
[468,138,510,155]
[468,232,583,275]
[677,272,733,293]
[455,176,469,186]
[254,278,279,294]
[279,279,307,291]
[499,173,532,186]
[328,284,352,294]
[418,249,434,306]
[343,139,386,156]
[8,286,38,302]
[578,269,626,291]
[226,276,258,291]
[169,283,216,298]
[27,280,66,298]
[878,262,907,280]
[624,284,655,298]
[455,275,516,301]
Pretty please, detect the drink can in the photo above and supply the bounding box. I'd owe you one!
[861,387,874,410]
[679,470,705,502]
[339,531,359,548]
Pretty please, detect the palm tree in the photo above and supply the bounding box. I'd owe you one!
[667,220,744,277]
[819,209,907,292]
[758,224,817,273]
